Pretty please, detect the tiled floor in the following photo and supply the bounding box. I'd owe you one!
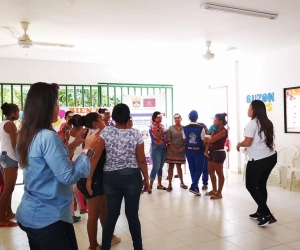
[1,172,300,250]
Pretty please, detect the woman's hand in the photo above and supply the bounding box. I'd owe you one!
[85,129,101,150]
[86,179,93,196]
[236,143,241,152]
[73,128,88,146]
[142,179,150,193]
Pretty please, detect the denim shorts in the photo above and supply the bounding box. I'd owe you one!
[0,154,18,168]
[77,178,105,199]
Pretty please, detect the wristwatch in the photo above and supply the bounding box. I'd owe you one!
[82,149,95,158]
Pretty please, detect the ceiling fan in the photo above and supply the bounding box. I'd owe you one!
[203,41,214,60]
[0,22,74,49]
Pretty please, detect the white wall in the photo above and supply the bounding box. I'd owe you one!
[0,57,237,168]
[0,57,232,123]
[238,46,300,151]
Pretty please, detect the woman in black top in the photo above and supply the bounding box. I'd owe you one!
[77,113,120,250]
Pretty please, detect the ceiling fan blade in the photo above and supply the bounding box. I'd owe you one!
[1,26,21,38]
[0,44,17,49]
[34,42,74,48]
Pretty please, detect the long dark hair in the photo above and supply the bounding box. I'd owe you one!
[18,82,59,168]
[251,100,274,150]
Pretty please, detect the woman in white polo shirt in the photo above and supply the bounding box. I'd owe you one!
[237,100,277,227]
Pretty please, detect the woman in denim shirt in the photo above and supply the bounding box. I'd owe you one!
[16,82,100,250]
[148,111,167,194]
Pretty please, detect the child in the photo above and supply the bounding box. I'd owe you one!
[204,124,218,158]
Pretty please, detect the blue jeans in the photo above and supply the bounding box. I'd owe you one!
[202,157,209,185]
[102,168,143,250]
[18,221,78,250]
[149,144,166,181]
[185,149,206,190]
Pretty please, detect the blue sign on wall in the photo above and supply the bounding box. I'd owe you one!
[246,92,275,112]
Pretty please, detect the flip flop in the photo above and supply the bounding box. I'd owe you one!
[180,184,188,189]
[0,221,18,228]
[157,185,167,190]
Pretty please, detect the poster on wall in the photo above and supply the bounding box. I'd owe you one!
[122,94,166,164]
[284,86,300,133]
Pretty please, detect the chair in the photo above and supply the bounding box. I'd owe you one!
[273,146,299,188]
[289,156,300,191]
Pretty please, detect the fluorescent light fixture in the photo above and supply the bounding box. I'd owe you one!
[201,3,278,20]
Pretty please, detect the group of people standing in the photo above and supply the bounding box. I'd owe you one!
[148,110,228,199]
[0,82,279,250]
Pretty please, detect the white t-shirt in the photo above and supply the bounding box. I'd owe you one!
[244,118,275,161]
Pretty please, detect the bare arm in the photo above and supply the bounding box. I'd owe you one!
[236,137,253,151]
[4,121,17,150]
[204,129,227,144]
[136,142,149,192]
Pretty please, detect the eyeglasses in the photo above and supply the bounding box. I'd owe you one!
[50,83,60,90]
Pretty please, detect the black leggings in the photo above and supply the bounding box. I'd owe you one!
[245,152,277,216]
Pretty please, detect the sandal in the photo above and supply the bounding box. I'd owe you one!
[148,189,152,194]
[157,185,167,190]
[180,184,188,189]
[210,193,222,199]
[205,190,216,196]
[166,185,173,192]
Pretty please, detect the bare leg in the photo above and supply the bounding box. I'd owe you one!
[208,161,217,192]
[149,180,154,190]
[158,177,163,187]
[86,196,102,250]
[0,167,18,225]
[175,164,185,185]
[168,164,174,187]
[6,196,15,220]
[214,163,225,194]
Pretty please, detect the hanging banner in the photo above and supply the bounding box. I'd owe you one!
[53,107,103,131]
[122,94,166,164]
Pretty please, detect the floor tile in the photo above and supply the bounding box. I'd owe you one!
[225,232,280,250]
[170,227,219,245]
[1,172,299,250]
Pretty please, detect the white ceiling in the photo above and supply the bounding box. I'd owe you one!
[0,0,300,64]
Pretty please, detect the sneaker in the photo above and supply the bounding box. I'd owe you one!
[111,235,121,246]
[80,209,88,214]
[189,187,201,196]
[202,185,208,190]
[249,212,262,221]
[269,215,277,225]
[73,216,81,223]
[258,215,277,227]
